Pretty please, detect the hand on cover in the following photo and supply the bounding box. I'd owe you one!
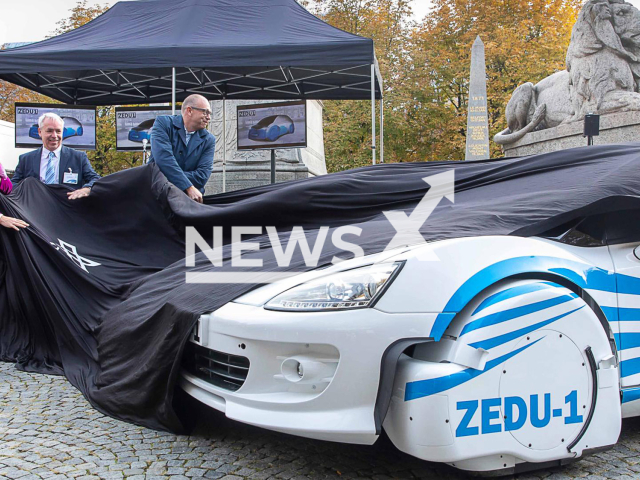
[0,162,6,179]
[67,187,91,200]
[185,186,203,203]
[0,215,29,231]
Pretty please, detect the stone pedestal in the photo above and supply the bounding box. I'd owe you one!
[502,111,640,157]
[204,100,326,195]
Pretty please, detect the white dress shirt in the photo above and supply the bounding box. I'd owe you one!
[185,127,195,146]
[40,146,62,184]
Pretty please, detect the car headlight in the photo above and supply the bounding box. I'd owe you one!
[265,261,404,312]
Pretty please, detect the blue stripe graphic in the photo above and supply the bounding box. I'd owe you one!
[547,267,614,291]
[622,387,640,404]
[429,256,615,341]
[618,275,640,295]
[615,332,640,351]
[404,338,542,401]
[469,306,584,351]
[601,306,619,322]
[461,293,577,337]
[621,357,640,378]
[471,282,558,316]
[618,308,640,321]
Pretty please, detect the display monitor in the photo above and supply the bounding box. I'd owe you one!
[15,103,96,150]
[237,101,307,150]
[115,106,173,151]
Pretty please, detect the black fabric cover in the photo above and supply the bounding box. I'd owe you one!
[0,0,381,103]
[1,143,640,432]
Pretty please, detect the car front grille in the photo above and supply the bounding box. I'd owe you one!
[183,342,250,392]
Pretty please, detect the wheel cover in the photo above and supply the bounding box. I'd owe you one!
[499,329,590,450]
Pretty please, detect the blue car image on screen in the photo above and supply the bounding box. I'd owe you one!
[28,116,84,140]
[128,118,156,143]
[248,115,295,142]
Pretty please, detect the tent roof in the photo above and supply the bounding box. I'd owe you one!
[0,0,382,104]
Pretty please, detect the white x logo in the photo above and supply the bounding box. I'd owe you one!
[51,239,102,273]
[383,170,455,256]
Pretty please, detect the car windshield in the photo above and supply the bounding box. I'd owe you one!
[134,119,156,130]
[62,117,81,128]
[253,115,278,128]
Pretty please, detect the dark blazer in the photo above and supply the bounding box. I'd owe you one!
[148,115,215,193]
[13,146,101,189]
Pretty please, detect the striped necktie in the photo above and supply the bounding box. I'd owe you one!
[185,131,194,146]
[44,151,56,184]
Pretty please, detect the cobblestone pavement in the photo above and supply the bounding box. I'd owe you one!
[2,362,640,480]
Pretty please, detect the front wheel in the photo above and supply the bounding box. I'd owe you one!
[384,279,621,475]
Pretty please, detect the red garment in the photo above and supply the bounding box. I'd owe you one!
[0,176,12,195]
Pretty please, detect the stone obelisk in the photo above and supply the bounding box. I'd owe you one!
[465,36,490,160]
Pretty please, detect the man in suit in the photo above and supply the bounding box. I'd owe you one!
[149,94,216,203]
[13,112,101,200]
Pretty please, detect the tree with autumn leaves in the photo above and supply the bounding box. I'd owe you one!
[309,0,581,167]
[0,1,142,175]
[0,0,109,123]
[409,0,581,160]
[304,0,415,171]
[1,0,583,172]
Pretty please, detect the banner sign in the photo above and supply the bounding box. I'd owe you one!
[237,101,307,151]
[115,106,172,151]
[15,103,96,150]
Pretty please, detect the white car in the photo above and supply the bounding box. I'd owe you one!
[179,212,640,475]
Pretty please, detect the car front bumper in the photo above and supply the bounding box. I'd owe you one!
[179,301,438,444]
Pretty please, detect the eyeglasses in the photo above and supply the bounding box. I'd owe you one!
[190,106,212,117]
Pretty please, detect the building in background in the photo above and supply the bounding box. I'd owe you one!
[0,120,30,172]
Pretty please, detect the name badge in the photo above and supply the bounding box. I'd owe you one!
[63,172,79,184]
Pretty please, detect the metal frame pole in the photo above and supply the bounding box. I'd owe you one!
[271,149,276,184]
[380,98,384,163]
[222,99,227,193]
[171,68,176,115]
[371,64,376,165]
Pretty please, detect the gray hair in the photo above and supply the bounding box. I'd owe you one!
[38,112,64,129]
[181,94,207,113]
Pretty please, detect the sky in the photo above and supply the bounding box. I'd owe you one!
[1,0,639,44]
[2,0,434,44]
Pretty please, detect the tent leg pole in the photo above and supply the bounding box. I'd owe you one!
[371,64,376,165]
[380,97,384,163]
[172,68,176,115]
[222,99,226,193]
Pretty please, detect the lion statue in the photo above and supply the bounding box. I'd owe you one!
[494,0,640,145]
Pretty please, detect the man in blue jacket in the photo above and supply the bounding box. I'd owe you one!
[149,94,216,203]
[13,112,101,200]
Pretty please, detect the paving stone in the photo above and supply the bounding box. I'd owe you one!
[1,363,639,480]
[204,473,225,480]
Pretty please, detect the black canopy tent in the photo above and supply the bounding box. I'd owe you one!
[0,0,385,163]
